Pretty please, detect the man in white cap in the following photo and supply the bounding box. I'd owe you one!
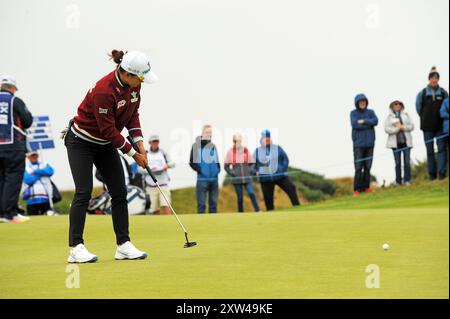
[0,75,34,223]
[145,134,175,215]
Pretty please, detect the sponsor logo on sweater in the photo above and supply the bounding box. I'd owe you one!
[99,108,108,114]
[131,92,138,103]
[117,100,126,109]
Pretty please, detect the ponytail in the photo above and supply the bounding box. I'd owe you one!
[108,49,126,65]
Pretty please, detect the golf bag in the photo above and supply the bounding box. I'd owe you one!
[88,185,151,215]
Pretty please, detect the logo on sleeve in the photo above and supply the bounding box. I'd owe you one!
[99,108,108,114]
[117,100,126,109]
[131,92,139,103]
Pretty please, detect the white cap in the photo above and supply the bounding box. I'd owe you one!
[120,51,158,84]
[26,151,39,156]
[1,75,18,89]
[149,134,160,142]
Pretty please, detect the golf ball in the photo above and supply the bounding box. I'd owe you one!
[383,243,389,251]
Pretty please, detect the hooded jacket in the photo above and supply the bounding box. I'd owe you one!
[253,142,289,183]
[384,100,414,149]
[350,94,378,148]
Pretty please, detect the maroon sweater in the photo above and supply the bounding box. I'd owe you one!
[73,70,143,154]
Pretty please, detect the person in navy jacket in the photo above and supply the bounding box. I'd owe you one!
[0,76,33,223]
[350,94,378,195]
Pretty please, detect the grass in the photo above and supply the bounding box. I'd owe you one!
[287,179,449,211]
[48,182,302,215]
[1,186,448,298]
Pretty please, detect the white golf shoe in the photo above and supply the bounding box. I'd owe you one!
[68,244,98,263]
[11,214,30,223]
[115,241,148,260]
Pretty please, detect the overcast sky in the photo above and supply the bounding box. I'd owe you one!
[1,0,449,190]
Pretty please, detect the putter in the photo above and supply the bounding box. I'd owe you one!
[127,136,197,248]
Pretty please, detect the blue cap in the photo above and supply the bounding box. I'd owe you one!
[261,129,271,138]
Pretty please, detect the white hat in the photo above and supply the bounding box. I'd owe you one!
[120,51,158,84]
[26,150,39,156]
[149,134,160,142]
[1,75,18,89]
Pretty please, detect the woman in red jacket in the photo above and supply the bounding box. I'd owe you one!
[224,133,260,212]
[64,50,157,263]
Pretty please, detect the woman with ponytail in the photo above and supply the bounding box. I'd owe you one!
[63,50,158,263]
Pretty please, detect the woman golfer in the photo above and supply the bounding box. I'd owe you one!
[64,50,157,263]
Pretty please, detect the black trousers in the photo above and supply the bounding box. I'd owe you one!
[353,147,374,192]
[260,177,300,211]
[65,131,130,247]
[27,202,51,215]
[0,150,25,219]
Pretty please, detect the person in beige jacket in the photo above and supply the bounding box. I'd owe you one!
[384,98,415,185]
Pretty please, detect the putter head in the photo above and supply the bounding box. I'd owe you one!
[184,241,197,248]
[184,232,197,248]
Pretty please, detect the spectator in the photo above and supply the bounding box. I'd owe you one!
[189,125,220,214]
[416,66,449,180]
[441,97,449,175]
[23,151,56,215]
[384,98,415,186]
[441,97,449,135]
[224,133,260,213]
[253,130,300,211]
[0,75,33,223]
[350,94,378,195]
[145,135,175,215]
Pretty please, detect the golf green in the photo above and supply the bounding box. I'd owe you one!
[0,208,448,299]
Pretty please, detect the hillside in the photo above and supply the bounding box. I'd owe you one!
[39,161,448,215]
[285,179,449,211]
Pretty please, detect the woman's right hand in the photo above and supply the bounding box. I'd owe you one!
[133,152,149,168]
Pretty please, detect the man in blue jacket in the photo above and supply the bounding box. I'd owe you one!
[189,125,220,213]
[416,66,449,180]
[350,94,378,195]
[254,130,300,211]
